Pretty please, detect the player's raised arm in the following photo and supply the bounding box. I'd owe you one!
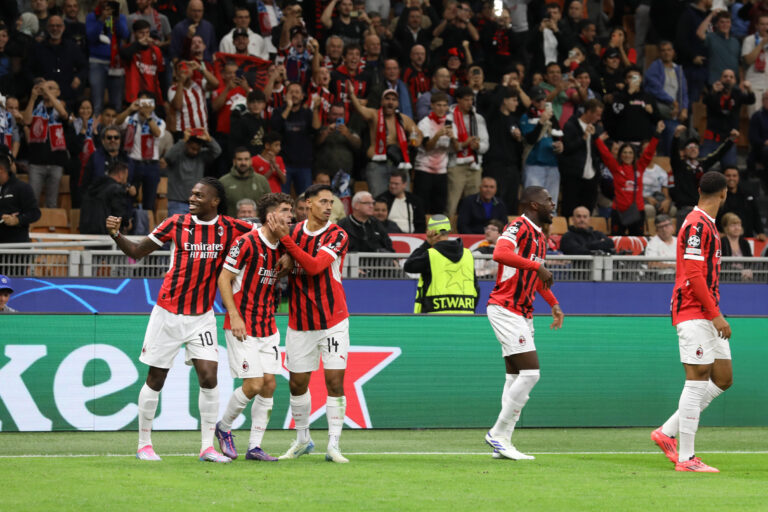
[106,216,160,260]
[267,213,340,276]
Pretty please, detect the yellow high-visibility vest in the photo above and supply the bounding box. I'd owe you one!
[414,247,477,314]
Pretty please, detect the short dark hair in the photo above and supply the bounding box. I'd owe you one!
[102,103,117,113]
[624,66,642,80]
[108,162,130,176]
[232,146,251,156]
[454,86,473,99]
[577,19,595,33]
[431,91,449,104]
[545,61,561,72]
[713,11,731,23]
[583,98,604,112]
[198,177,228,215]
[133,19,151,32]
[344,43,361,56]
[263,131,282,145]
[390,169,408,183]
[722,166,739,174]
[699,170,727,196]
[304,183,333,199]
[137,90,155,100]
[521,186,546,206]
[257,192,294,222]
[101,125,121,141]
[247,89,266,103]
[487,219,505,231]
[657,40,674,49]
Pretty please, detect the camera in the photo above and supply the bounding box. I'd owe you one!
[335,118,344,126]
[138,98,155,108]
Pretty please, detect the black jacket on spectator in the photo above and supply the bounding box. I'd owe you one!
[376,190,427,233]
[457,194,507,234]
[675,3,709,67]
[337,214,394,253]
[79,175,133,234]
[704,87,756,140]
[560,225,615,255]
[230,111,267,156]
[82,148,134,191]
[720,235,753,257]
[0,173,41,243]
[380,219,403,233]
[271,106,315,168]
[670,135,732,208]
[605,89,657,142]
[717,188,765,237]
[558,115,600,179]
[29,38,87,102]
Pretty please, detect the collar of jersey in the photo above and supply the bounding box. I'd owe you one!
[302,219,331,236]
[191,214,219,225]
[258,227,279,249]
[693,206,715,223]
[520,214,542,233]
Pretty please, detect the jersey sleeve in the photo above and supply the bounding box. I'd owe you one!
[232,218,254,235]
[498,221,526,248]
[319,227,349,260]
[680,222,720,318]
[148,215,176,246]
[223,235,253,275]
[681,222,705,262]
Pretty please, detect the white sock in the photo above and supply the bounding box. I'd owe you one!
[502,374,517,406]
[661,381,725,438]
[219,387,250,433]
[677,380,708,462]
[490,369,540,439]
[290,391,312,444]
[326,396,346,449]
[249,395,273,449]
[199,386,219,452]
[137,384,160,450]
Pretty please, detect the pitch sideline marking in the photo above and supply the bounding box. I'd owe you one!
[1,451,767,458]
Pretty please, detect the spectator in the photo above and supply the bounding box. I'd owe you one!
[187,35,218,90]
[467,64,493,119]
[318,35,344,71]
[717,166,766,240]
[521,86,563,212]
[361,33,385,98]
[457,176,508,234]
[446,86,489,217]
[212,60,251,167]
[415,67,454,122]
[432,0,480,61]
[0,94,20,159]
[540,62,569,120]
[161,128,222,216]
[414,91,453,215]
[644,41,689,156]
[23,80,69,209]
[642,161,676,222]
[236,198,257,221]
[168,60,215,138]
[738,0,768,33]
[121,19,165,107]
[403,44,432,109]
[677,0,712,105]
[67,99,99,208]
[330,43,369,116]
[312,170,347,223]
[219,6,271,60]
[472,218,504,277]
[559,98,602,219]
[79,161,134,234]
[527,5,567,76]
[373,198,402,233]
[669,124,737,222]
[228,90,267,158]
[560,205,616,255]
[321,0,368,47]
[86,1,129,114]
[701,69,755,168]
[605,27,636,67]
[720,212,754,256]
[644,213,677,275]
[0,152,40,243]
[251,131,286,193]
[314,102,362,181]
[596,121,664,235]
[697,11,740,87]
[394,9,432,68]
[115,91,166,211]
[748,90,768,187]
[219,146,271,217]
[337,191,394,252]
[306,65,338,125]
[483,86,523,214]
[128,0,172,57]
[0,274,15,312]
[170,0,217,62]
[596,47,625,102]
[30,15,86,104]
[741,15,768,117]
[271,82,319,194]
[379,59,413,118]
[349,86,421,197]
[293,192,309,222]
[281,27,313,88]
[404,214,478,314]
[604,67,657,145]
[62,0,87,54]
[376,169,427,233]
[82,125,134,192]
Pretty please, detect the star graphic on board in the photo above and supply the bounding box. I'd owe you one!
[443,264,475,292]
[278,346,402,429]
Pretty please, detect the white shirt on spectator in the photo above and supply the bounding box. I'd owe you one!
[122,113,166,161]
[415,116,450,174]
[578,118,595,180]
[168,82,208,132]
[642,163,669,198]
[447,107,489,167]
[389,197,414,233]
[219,28,274,60]
[645,234,676,259]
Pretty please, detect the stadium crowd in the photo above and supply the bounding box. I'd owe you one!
[0,0,767,249]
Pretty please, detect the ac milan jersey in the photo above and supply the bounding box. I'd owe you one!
[287,220,349,331]
[125,45,165,104]
[671,207,722,325]
[212,85,248,133]
[149,214,252,315]
[223,227,283,337]
[168,82,208,132]
[251,154,285,193]
[488,215,548,318]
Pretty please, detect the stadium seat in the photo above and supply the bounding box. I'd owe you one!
[30,208,70,233]
[69,209,80,234]
[651,156,671,173]
[354,181,369,193]
[550,216,568,235]
[590,216,608,234]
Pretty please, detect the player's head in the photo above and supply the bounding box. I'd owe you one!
[190,177,227,218]
[303,184,334,223]
[520,186,554,224]
[698,170,727,206]
[257,192,294,226]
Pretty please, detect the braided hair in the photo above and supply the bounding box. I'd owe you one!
[198,177,228,216]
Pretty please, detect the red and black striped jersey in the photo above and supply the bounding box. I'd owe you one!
[671,207,722,325]
[222,227,283,337]
[287,220,349,331]
[488,214,549,318]
[149,214,252,315]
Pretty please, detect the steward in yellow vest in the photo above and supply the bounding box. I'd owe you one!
[403,215,478,314]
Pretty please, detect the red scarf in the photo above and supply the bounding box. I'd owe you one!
[428,112,445,124]
[372,109,411,169]
[453,107,476,165]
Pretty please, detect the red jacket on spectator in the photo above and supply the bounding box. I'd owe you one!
[123,43,165,105]
[595,137,658,213]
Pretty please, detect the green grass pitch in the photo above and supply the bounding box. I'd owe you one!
[1,428,766,511]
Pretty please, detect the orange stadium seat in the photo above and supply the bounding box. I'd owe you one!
[30,208,70,233]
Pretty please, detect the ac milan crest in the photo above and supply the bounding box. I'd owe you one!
[695,346,703,359]
[518,335,526,345]
[242,360,249,371]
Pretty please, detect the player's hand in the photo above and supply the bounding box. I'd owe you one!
[276,253,294,277]
[230,315,247,342]
[536,264,553,289]
[267,211,290,239]
[550,304,564,329]
[106,216,122,236]
[712,314,731,340]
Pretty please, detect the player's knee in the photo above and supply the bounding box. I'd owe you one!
[519,369,540,387]
[198,373,218,389]
[714,376,733,391]
[260,377,277,397]
[289,380,308,396]
[325,377,344,396]
[242,379,262,399]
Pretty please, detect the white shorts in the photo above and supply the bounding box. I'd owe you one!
[676,319,732,365]
[285,318,350,373]
[139,305,219,369]
[225,330,281,379]
[487,304,536,356]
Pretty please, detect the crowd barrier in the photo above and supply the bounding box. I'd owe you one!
[1,315,765,432]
